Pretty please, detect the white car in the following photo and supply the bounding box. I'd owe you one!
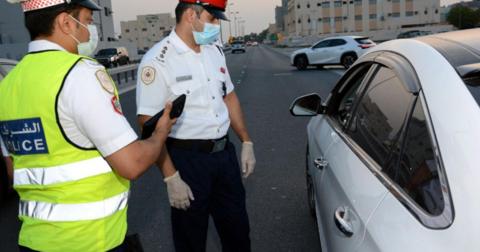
[231,41,246,54]
[290,36,375,70]
[290,28,480,251]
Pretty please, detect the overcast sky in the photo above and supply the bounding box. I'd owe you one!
[111,0,463,35]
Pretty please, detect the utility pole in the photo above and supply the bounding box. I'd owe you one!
[231,11,239,37]
[228,3,234,39]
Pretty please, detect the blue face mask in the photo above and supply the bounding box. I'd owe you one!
[192,20,221,45]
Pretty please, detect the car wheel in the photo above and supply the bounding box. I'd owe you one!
[295,55,308,71]
[306,144,316,218]
[341,53,357,69]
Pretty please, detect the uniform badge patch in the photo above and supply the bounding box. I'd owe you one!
[220,67,226,74]
[141,66,156,85]
[111,96,123,115]
[95,70,115,94]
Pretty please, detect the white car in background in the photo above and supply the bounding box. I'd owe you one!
[290,36,376,70]
[290,28,480,251]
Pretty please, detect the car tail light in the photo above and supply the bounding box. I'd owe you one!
[359,44,374,49]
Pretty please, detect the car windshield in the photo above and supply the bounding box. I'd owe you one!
[97,49,117,56]
[355,38,374,44]
[232,41,244,45]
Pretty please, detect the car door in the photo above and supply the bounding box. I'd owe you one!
[316,63,420,252]
[326,39,347,64]
[308,62,382,251]
[358,92,455,252]
[310,40,332,64]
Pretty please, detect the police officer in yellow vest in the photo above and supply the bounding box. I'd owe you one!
[0,0,176,251]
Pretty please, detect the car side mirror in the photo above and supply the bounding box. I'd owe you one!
[290,94,323,116]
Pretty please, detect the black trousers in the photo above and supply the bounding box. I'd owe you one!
[168,142,251,252]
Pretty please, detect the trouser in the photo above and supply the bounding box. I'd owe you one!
[168,141,251,252]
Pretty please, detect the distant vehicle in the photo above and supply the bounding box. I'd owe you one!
[397,30,432,39]
[290,36,376,70]
[231,41,246,54]
[252,41,259,47]
[0,58,17,203]
[95,47,130,68]
[290,28,480,252]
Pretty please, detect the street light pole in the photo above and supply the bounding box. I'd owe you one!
[230,11,239,37]
[228,3,234,40]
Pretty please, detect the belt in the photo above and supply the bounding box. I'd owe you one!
[167,136,229,153]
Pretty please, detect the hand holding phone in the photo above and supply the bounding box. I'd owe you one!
[141,94,186,139]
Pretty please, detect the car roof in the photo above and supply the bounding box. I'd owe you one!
[323,35,367,40]
[415,28,480,77]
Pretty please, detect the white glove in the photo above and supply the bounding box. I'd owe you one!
[241,142,256,178]
[164,171,195,210]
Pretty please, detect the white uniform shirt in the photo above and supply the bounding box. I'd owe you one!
[1,40,137,157]
[136,30,234,140]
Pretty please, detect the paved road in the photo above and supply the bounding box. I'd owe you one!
[0,45,344,251]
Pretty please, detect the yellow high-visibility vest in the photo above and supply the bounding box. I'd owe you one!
[0,50,130,252]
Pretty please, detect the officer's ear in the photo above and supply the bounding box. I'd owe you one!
[55,12,77,36]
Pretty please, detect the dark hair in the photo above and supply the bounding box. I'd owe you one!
[175,3,204,24]
[24,4,81,40]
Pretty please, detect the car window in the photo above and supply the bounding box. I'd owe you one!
[334,65,372,127]
[355,38,374,45]
[390,98,445,216]
[464,75,480,107]
[330,39,347,47]
[313,40,331,49]
[347,66,415,168]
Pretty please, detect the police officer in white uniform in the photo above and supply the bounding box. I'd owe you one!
[1,1,176,251]
[136,0,256,251]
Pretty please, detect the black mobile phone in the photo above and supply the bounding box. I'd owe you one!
[141,94,186,139]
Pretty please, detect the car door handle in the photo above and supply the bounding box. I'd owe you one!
[314,157,328,170]
[334,206,354,237]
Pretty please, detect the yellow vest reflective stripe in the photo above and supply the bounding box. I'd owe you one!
[14,156,112,186]
[0,50,129,251]
[19,191,129,222]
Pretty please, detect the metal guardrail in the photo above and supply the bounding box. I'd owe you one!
[107,64,139,85]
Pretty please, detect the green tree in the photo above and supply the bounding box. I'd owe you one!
[258,28,269,42]
[447,5,480,29]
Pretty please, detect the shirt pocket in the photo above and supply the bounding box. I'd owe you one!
[169,80,200,97]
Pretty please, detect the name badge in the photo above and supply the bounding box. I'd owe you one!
[0,118,49,155]
[176,75,193,83]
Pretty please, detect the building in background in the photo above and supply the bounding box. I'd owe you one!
[0,1,30,60]
[93,0,116,42]
[120,13,175,52]
[275,0,289,32]
[0,0,138,61]
[281,0,453,44]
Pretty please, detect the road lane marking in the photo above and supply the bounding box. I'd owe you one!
[273,73,292,76]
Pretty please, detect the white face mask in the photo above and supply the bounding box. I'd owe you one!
[68,15,99,56]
